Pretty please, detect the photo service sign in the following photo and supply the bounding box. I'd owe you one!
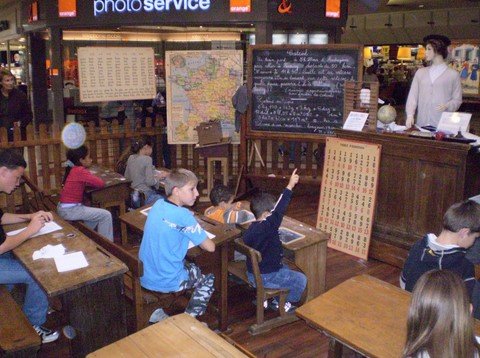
[78,47,156,102]
[316,137,381,260]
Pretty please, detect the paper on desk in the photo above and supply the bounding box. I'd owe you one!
[376,121,406,132]
[7,221,63,238]
[414,125,431,132]
[32,244,66,260]
[343,112,369,131]
[188,230,215,249]
[461,131,480,146]
[54,251,89,272]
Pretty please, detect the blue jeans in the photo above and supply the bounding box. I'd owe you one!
[57,204,113,241]
[145,190,164,206]
[0,252,49,326]
[247,264,307,303]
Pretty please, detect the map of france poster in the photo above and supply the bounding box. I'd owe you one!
[165,50,243,144]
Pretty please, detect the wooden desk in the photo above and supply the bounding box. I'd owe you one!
[336,129,480,267]
[239,216,330,301]
[195,143,230,196]
[87,313,249,357]
[10,214,128,357]
[119,205,241,331]
[85,165,131,242]
[280,216,329,301]
[296,275,480,358]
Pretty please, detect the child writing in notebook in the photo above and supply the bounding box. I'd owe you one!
[403,269,480,358]
[57,145,114,241]
[243,169,307,312]
[139,168,215,324]
[117,135,167,208]
[0,149,59,344]
[204,184,254,225]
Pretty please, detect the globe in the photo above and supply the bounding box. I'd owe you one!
[377,104,397,131]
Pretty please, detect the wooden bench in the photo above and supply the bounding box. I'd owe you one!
[71,221,188,332]
[0,285,41,357]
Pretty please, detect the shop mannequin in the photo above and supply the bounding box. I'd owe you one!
[405,35,462,129]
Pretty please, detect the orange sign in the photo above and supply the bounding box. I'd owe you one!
[230,0,250,13]
[59,0,77,18]
[29,2,38,22]
[277,0,292,14]
[326,0,341,18]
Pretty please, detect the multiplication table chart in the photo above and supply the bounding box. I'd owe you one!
[316,137,381,260]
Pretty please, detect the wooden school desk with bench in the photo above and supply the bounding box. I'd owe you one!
[87,313,251,357]
[239,215,330,301]
[8,213,128,357]
[296,274,480,358]
[85,165,131,241]
[119,205,241,331]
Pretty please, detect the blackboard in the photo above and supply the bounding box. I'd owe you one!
[248,45,362,136]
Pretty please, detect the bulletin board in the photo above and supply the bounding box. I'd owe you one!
[316,137,381,260]
[78,47,156,103]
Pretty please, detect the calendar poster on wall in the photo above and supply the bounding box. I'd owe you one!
[316,137,381,260]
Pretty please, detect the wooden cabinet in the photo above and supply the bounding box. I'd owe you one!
[336,129,480,267]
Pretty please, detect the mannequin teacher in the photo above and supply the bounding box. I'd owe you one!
[405,34,462,129]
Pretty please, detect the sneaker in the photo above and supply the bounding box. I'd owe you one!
[269,299,297,313]
[149,308,170,324]
[33,325,60,344]
[252,299,269,309]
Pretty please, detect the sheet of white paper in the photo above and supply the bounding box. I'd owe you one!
[414,125,431,132]
[140,207,152,216]
[460,131,480,146]
[343,111,369,131]
[437,112,472,134]
[7,221,63,238]
[377,121,406,132]
[54,251,89,272]
[188,230,215,249]
[32,244,66,260]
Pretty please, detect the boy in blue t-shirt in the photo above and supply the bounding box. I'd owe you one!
[139,168,215,323]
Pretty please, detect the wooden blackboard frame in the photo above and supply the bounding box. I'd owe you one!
[246,44,363,141]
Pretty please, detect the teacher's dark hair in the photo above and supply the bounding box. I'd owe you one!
[0,149,27,169]
[423,34,451,59]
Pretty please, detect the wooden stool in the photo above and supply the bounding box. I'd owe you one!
[207,157,228,195]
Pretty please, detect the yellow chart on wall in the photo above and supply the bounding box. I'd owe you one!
[316,137,381,260]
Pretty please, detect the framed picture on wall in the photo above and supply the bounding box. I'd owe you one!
[450,41,479,95]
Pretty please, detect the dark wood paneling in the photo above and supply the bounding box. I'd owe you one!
[336,129,480,267]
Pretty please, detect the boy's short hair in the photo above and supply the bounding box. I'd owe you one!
[443,200,480,233]
[0,149,27,169]
[165,168,198,196]
[250,191,277,219]
[209,185,233,206]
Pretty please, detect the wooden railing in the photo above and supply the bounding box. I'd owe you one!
[1,118,325,210]
[243,138,325,187]
[0,119,164,210]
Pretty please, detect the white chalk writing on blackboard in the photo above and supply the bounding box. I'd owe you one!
[250,46,360,135]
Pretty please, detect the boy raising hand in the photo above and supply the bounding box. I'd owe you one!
[243,169,306,312]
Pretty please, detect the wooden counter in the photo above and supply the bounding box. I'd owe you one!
[336,129,480,267]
